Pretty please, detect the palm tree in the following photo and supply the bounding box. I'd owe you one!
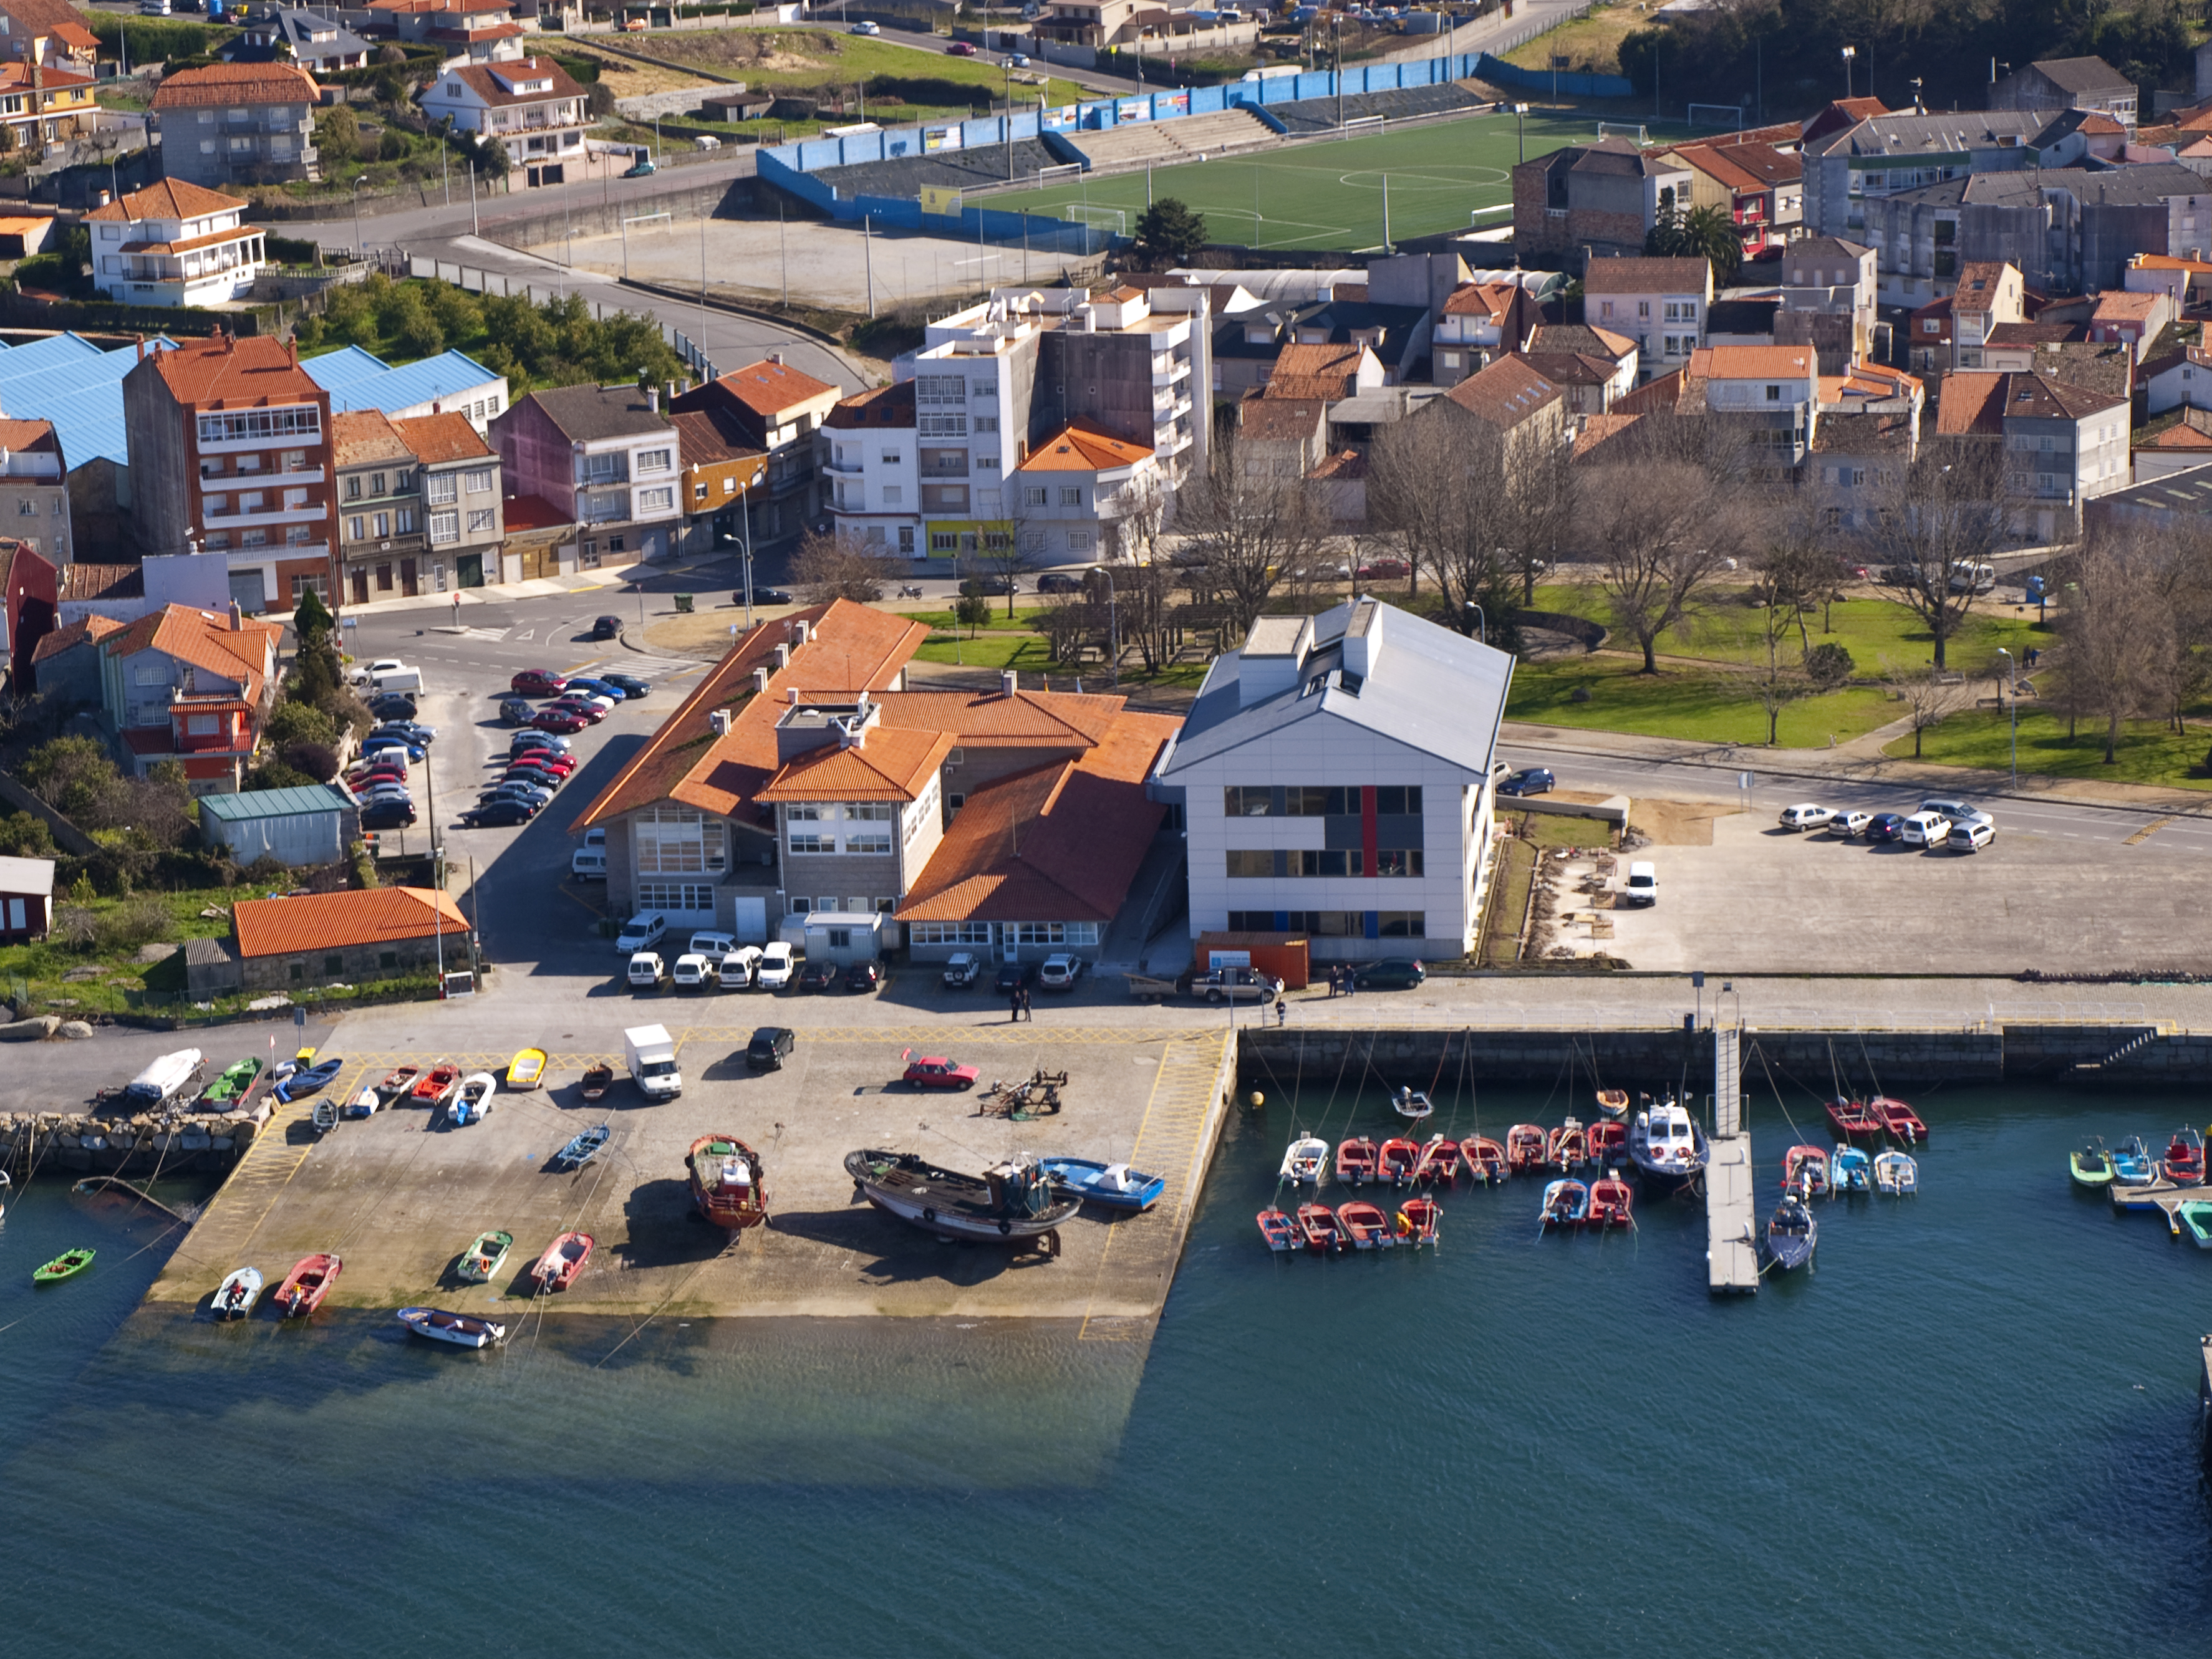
[1643,201,1742,286]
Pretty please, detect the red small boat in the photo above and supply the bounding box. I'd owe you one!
[1295,1203,1341,1253]
[1783,1145,1830,1198]
[1395,1196,1441,1246]
[1336,1200,1393,1249]
[1588,1176,1635,1229]
[1257,1208,1298,1252]
[1871,1095,1928,1145]
[375,1065,419,1100]
[274,1253,341,1318]
[1336,1137,1378,1186]
[1825,1097,1885,1143]
[1378,1137,1421,1186]
[1587,1120,1627,1163]
[533,1231,592,1292]
[1461,1136,1506,1184]
[1547,1120,1589,1169]
[1505,1124,1547,1174]
[1416,1135,1461,1183]
[2162,1127,2205,1186]
[411,1062,461,1107]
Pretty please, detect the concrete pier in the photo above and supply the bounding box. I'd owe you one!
[1706,1027,1760,1294]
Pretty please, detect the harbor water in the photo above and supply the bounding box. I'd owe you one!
[1,1077,2208,1657]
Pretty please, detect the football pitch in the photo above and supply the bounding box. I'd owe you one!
[979,109,1631,252]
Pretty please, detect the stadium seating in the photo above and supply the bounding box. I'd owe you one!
[1065,107,1277,170]
[809,138,1067,203]
[1267,82,1487,135]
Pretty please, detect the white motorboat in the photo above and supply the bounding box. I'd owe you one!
[1626,1096,1709,1193]
[213,1266,263,1319]
[1390,1087,1434,1121]
[1279,1135,1328,1185]
[1873,1150,1918,1195]
[396,1306,507,1348]
[447,1072,498,1125]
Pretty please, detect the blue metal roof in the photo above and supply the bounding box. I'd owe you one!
[299,345,388,394]
[0,337,178,469]
[0,332,106,382]
[307,347,503,416]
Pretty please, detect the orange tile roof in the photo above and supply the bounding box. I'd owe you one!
[393,410,491,464]
[1444,353,1562,426]
[871,687,1122,747]
[1441,280,1521,319]
[2090,290,2162,320]
[331,408,410,468]
[756,724,954,802]
[101,603,280,704]
[442,56,581,107]
[142,332,324,409]
[824,380,914,430]
[0,415,58,454]
[2138,420,2212,450]
[1695,344,1817,378]
[30,612,121,665]
[1015,417,1151,472]
[670,407,765,472]
[233,886,467,959]
[708,358,839,420]
[87,178,246,222]
[150,62,319,108]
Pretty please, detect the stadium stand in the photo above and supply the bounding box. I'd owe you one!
[809,138,1066,201]
[1267,81,1488,135]
[1063,107,1277,170]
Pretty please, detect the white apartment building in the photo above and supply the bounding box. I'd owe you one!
[0,416,69,564]
[1157,597,1514,964]
[417,56,591,185]
[1582,255,1714,383]
[819,380,917,556]
[87,179,264,309]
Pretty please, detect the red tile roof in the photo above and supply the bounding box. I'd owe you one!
[756,724,954,802]
[441,56,582,108]
[150,62,319,108]
[824,380,914,430]
[30,612,120,665]
[393,410,492,464]
[233,886,468,959]
[670,407,765,472]
[331,408,410,468]
[1444,353,1562,427]
[86,178,246,222]
[705,359,839,420]
[1015,418,1151,471]
[0,415,59,456]
[101,603,280,704]
[141,332,325,409]
[871,687,1122,747]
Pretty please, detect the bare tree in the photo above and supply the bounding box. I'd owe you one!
[1879,655,1969,759]
[790,530,887,604]
[1577,461,1734,673]
[2057,536,2170,766]
[972,493,1051,619]
[1750,504,1850,663]
[1113,560,1186,675]
[1861,438,2015,670]
[1366,410,1523,648]
[1171,433,1329,640]
[2133,522,2212,734]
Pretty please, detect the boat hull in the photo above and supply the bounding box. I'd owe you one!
[213,1268,263,1317]
[1039,1156,1165,1211]
[551,1124,611,1171]
[397,1307,507,1348]
[275,1254,340,1317]
[689,1137,770,1231]
[844,1149,1080,1243]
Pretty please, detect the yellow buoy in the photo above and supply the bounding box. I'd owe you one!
[1248,1090,1265,1109]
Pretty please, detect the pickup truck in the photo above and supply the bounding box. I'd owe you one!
[1194,966,1283,1004]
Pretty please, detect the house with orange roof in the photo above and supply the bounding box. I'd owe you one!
[221,885,471,994]
[1688,343,1822,464]
[1429,281,1543,387]
[0,415,68,565]
[2132,408,2212,479]
[27,610,120,704]
[0,53,93,158]
[2122,252,2212,309]
[395,410,503,590]
[417,55,591,186]
[1010,419,1161,564]
[1935,370,2130,537]
[362,0,526,70]
[670,357,842,543]
[148,63,321,189]
[2087,287,2175,360]
[88,179,265,309]
[1656,139,1804,256]
[0,0,99,75]
[1582,255,1714,382]
[1260,341,1383,403]
[95,601,282,791]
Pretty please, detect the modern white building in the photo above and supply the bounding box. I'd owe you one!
[1156,597,1513,965]
[819,380,917,556]
[87,180,264,309]
[417,55,591,185]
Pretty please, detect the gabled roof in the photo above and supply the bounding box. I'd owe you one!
[232,886,467,959]
[1443,353,1562,428]
[521,382,670,445]
[1527,323,1636,362]
[1015,417,1151,472]
[824,380,914,430]
[31,613,122,664]
[700,358,839,420]
[670,407,765,473]
[871,687,1123,748]
[86,178,245,223]
[1510,350,1617,387]
[393,409,493,464]
[1696,344,1817,380]
[150,62,319,108]
[1785,236,1872,266]
[197,784,357,824]
[1262,341,1369,401]
[1441,280,1522,320]
[100,603,281,703]
[437,56,582,108]
[756,725,954,803]
[1665,140,1800,193]
[0,415,59,457]
[1234,397,1326,443]
[60,561,140,603]
[1582,256,1711,294]
[2020,55,2133,95]
[331,407,412,468]
[1935,369,2125,434]
[142,333,322,409]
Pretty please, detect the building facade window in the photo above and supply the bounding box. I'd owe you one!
[634,805,724,873]
[910,921,992,945]
[635,880,717,913]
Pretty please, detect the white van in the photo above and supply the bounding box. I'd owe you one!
[672,952,719,989]
[720,944,763,989]
[688,930,739,964]
[571,847,608,880]
[627,951,668,989]
[1901,811,1951,847]
[1623,862,1657,906]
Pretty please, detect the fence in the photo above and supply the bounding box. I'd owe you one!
[405,254,722,378]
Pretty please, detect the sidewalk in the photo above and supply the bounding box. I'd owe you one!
[337,561,645,620]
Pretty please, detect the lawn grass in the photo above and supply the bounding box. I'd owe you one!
[1,885,250,1017]
[641,28,1086,122]
[1507,655,1900,748]
[912,632,1058,671]
[1881,708,2212,791]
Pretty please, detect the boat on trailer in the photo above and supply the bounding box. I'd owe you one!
[689,1135,770,1231]
[506,1047,548,1090]
[410,1062,461,1108]
[1505,1124,1547,1175]
[447,1072,497,1125]
[1378,1138,1421,1186]
[1764,1194,1817,1271]
[1257,1208,1299,1252]
[397,1306,507,1349]
[1395,1197,1441,1246]
[1279,1135,1328,1185]
[1588,1176,1634,1229]
[1336,1137,1378,1185]
[213,1266,263,1317]
[375,1065,420,1102]
[1335,1200,1392,1249]
[1541,1179,1589,1229]
[1461,1136,1506,1184]
[1873,1150,1917,1195]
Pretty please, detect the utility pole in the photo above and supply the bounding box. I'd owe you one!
[779,197,788,308]
[468,149,479,236]
[864,211,875,317]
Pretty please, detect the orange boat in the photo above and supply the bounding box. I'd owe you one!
[1506,1124,1547,1174]
[1335,1200,1393,1249]
[1378,1137,1421,1186]
[1395,1196,1441,1246]
[410,1062,461,1108]
[1416,1135,1461,1183]
[533,1231,593,1292]
[1257,1208,1298,1252]
[1295,1203,1341,1253]
[687,1135,769,1231]
[1588,1176,1635,1229]
[1336,1136,1378,1186]
[1547,1118,1589,1170]
[1588,1120,1628,1164]
[274,1253,341,1318]
[1461,1136,1507,1184]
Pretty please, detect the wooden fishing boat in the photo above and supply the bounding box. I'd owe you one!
[2069,1137,2113,1188]
[1825,1097,1885,1143]
[1783,1145,1830,1199]
[200,1056,262,1107]
[844,1150,1079,1245]
[447,1072,497,1126]
[1587,1120,1628,1165]
[1831,1144,1873,1195]
[274,1253,340,1317]
[213,1266,262,1318]
[1257,1208,1299,1252]
[1547,1117,1588,1170]
[1335,1200,1393,1249]
[1416,1135,1462,1183]
[410,1062,461,1108]
[2111,1135,2159,1186]
[276,1057,343,1103]
[1594,1088,1631,1121]
[1336,1136,1378,1186]
[551,1123,611,1171]
[1540,1179,1589,1229]
[1505,1123,1547,1174]
[2161,1126,2205,1186]
[1389,1086,1434,1121]
[1040,1156,1164,1211]
[310,1096,340,1134]
[1278,1134,1327,1185]
[1295,1202,1341,1253]
[1588,1176,1634,1230]
[690,1136,771,1229]
[532,1232,593,1292]
[2180,1200,2212,1250]
[579,1064,615,1101]
[1873,1150,1918,1196]
[1871,1095,1928,1145]
[397,1307,508,1349]
[458,1231,513,1283]
[33,1248,95,1284]
[1764,1194,1817,1271]
[1395,1196,1441,1246]
[506,1047,548,1090]
[375,1064,420,1101]
[1461,1136,1507,1184]
[1378,1137,1421,1186]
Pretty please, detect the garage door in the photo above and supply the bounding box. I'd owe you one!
[732,895,768,944]
[518,543,560,581]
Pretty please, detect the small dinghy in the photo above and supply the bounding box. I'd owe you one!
[2161,1126,2205,1186]
[33,1248,94,1285]
[2180,1200,2212,1250]
[2112,1136,2159,1186]
[1873,1150,1918,1196]
[1336,1137,1378,1186]
[1765,1194,1817,1271]
[0,1168,9,1221]
[1547,1118,1588,1170]
[1825,1097,1885,1143]
[1378,1137,1421,1186]
[1587,1120,1627,1165]
[201,1057,263,1107]
[458,1231,513,1283]
[213,1266,263,1317]
[1871,1095,1928,1145]
[1540,1179,1589,1230]
[447,1072,497,1126]
[1390,1086,1434,1121]
[1505,1124,1547,1174]
[1416,1135,1461,1183]
[311,1096,340,1134]
[1336,1200,1393,1249]
[1594,1088,1631,1121]
[506,1048,548,1090]
[1783,1145,1831,1199]
[1257,1208,1299,1252]
[340,1086,380,1119]
[397,1307,508,1349]
[276,1057,343,1103]
[376,1065,420,1102]
[1278,1135,1327,1185]
[1832,1144,1873,1195]
[579,1064,616,1101]
[532,1232,592,1292]
[411,1063,461,1109]
[1588,1176,1634,1230]
[2069,1137,2113,1188]
[1295,1203,1341,1253]
[275,1253,340,1317]
[551,1123,611,1171]
[1395,1196,1441,1246]
[1039,1156,1164,1213]
[1461,1136,1506,1185]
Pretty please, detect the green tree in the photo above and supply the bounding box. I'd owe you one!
[0,810,54,857]
[316,103,360,165]
[1134,198,1208,265]
[265,698,338,749]
[21,735,127,826]
[1645,205,1735,286]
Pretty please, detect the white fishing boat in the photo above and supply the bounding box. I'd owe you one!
[1279,1134,1328,1185]
[1873,1150,1918,1195]
[0,1168,9,1221]
[396,1306,508,1349]
[447,1072,498,1125]
[1389,1086,1434,1121]
[213,1266,263,1319]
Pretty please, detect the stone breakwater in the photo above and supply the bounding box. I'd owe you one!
[2,1100,268,1177]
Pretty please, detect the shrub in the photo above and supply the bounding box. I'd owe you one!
[93,893,174,953]
[52,902,95,947]
[379,127,410,161]
[279,740,338,781]
[1806,642,1855,691]
[265,699,338,749]
[0,810,54,857]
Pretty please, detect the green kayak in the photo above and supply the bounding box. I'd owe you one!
[33,1248,95,1284]
[201,1057,263,1105]
[457,1230,514,1284]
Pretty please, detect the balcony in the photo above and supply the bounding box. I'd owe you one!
[821,454,866,477]
[201,503,328,532]
[1151,358,1192,388]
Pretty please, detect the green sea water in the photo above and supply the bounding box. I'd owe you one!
[1,1079,2207,1657]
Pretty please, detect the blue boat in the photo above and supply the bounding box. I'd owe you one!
[1832,1144,1873,1195]
[1540,1178,1588,1229]
[1765,1194,1817,1272]
[1038,1156,1166,1212]
[2110,1135,2158,1186]
[550,1123,611,1171]
[275,1057,344,1104]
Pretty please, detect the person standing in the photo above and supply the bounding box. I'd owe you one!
[1020,986,1033,1022]
[1274,996,1287,1026]
[1009,988,1022,1024]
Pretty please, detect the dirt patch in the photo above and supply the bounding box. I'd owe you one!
[556,41,717,97]
[639,595,805,655]
[1626,799,1732,847]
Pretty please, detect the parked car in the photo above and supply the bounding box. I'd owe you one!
[687,930,738,965]
[1778,804,1835,831]
[510,736,572,761]
[602,673,650,698]
[962,575,1018,596]
[942,951,983,988]
[360,801,418,830]
[1623,862,1658,905]
[589,616,624,641]
[1351,958,1425,991]
[1497,767,1555,797]
[509,753,576,777]
[512,669,569,696]
[1036,572,1083,594]
[1195,966,1284,1003]
[1038,953,1084,990]
[357,784,414,807]
[621,155,658,178]
[533,708,589,734]
[749,587,794,606]
[720,945,763,988]
[1921,797,1993,832]
[544,703,606,726]
[479,784,549,811]
[360,735,425,762]
[994,961,1037,993]
[616,912,667,953]
[367,693,417,722]
[798,959,839,993]
[755,941,796,989]
[1828,810,1873,840]
[460,799,533,828]
[1006,50,1030,65]
[1901,811,1952,848]
[627,951,668,989]
[1866,811,1908,844]
[349,762,408,788]
[904,1055,980,1089]
[499,696,536,726]
[369,720,437,746]
[1948,820,1996,852]
[1354,558,1409,580]
[844,961,885,994]
[746,1026,796,1069]
[672,952,720,989]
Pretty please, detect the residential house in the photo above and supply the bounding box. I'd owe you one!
[1030,0,1144,47]
[226,886,470,992]
[670,357,840,544]
[1991,56,2138,130]
[1323,385,1445,459]
[1906,292,1955,372]
[417,56,591,188]
[1807,411,1916,531]
[121,330,340,613]
[1659,139,1804,256]
[0,416,67,565]
[1798,109,2058,245]
[2122,252,2212,307]
[670,406,767,559]
[1526,324,1638,384]
[1507,348,1633,416]
[1935,370,2132,539]
[87,179,265,309]
[1261,341,1384,402]
[149,63,321,189]
[1434,354,1568,463]
[1950,261,2026,367]
[489,382,683,570]
[361,0,526,69]
[2133,410,2212,479]
[1978,328,2133,403]
[500,491,574,582]
[0,853,51,942]
[2087,288,2175,359]
[397,411,501,592]
[1231,397,1330,488]
[1800,96,1890,147]
[1429,281,1547,387]
[2143,342,2212,415]
[1009,418,1161,564]
[332,410,420,607]
[818,382,914,557]
[1156,597,1514,964]
[1691,344,1822,468]
[223,8,373,73]
[97,600,282,792]
[0,1,98,75]
[1226,294,1429,388]
[1512,138,1693,269]
[0,56,94,156]
[1582,256,1714,383]
[0,534,54,693]
[27,611,119,703]
[1776,234,1878,368]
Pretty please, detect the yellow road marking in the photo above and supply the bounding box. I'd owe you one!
[2124,815,2174,846]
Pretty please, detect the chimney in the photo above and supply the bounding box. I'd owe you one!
[228,600,243,632]
[96,188,109,208]
[708,708,732,736]
[786,686,800,706]
[793,619,812,647]
[772,643,791,669]
[767,350,783,365]
[751,665,770,695]
[135,335,144,362]
[1000,669,1017,698]
[647,387,659,413]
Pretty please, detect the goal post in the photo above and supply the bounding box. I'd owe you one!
[1686,103,1747,130]
[1035,161,1084,187]
[1594,121,1649,145]
[1064,204,1128,238]
[1341,113,1386,137]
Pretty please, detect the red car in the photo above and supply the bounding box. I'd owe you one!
[548,699,608,724]
[533,708,589,733]
[514,750,577,776]
[1355,558,1409,580]
[348,761,407,785]
[944,39,977,54]
[902,1055,980,1089]
[511,670,569,696]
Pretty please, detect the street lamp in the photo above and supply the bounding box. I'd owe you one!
[351,177,364,260]
[1840,44,1855,99]
[1512,102,1529,165]
[1464,600,1485,644]
[1996,647,2018,790]
[1097,565,1119,687]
